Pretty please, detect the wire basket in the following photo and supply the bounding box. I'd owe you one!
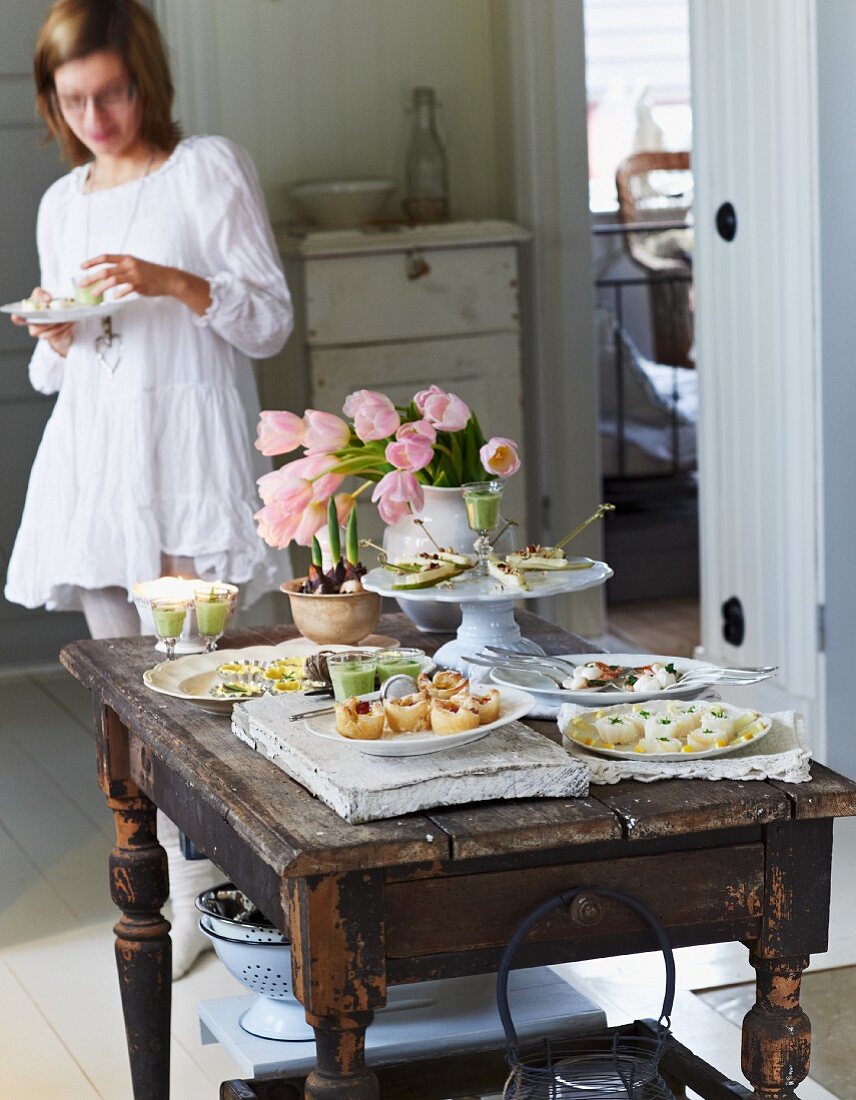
[498,887,676,1100]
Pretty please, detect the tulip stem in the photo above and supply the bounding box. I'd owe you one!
[350,480,373,500]
[554,503,615,550]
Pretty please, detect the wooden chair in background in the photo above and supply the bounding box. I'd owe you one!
[615,151,694,368]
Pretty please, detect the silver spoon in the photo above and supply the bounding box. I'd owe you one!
[288,673,420,722]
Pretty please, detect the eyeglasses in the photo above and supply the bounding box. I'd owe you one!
[56,82,136,116]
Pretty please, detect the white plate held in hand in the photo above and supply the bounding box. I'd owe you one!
[1,299,128,324]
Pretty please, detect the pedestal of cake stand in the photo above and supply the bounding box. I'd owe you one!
[431,598,546,672]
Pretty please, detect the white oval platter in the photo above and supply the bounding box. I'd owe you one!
[303,685,534,757]
[564,700,772,762]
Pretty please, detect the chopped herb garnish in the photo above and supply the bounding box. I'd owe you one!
[657,717,672,725]
[665,663,676,674]
[711,708,727,718]
[626,674,638,685]
[658,736,671,741]
[639,710,651,718]
[608,716,625,725]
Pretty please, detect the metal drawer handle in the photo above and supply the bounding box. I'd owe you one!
[406,251,431,280]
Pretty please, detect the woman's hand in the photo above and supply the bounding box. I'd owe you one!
[80,254,212,316]
[11,287,74,357]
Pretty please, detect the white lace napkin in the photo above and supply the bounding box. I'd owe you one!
[557,703,812,784]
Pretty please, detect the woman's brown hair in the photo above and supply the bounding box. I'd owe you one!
[34,0,181,165]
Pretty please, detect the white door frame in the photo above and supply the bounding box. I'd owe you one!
[502,0,604,637]
[690,0,825,757]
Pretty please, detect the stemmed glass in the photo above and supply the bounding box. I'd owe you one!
[194,585,232,654]
[150,597,189,661]
[462,480,504,576]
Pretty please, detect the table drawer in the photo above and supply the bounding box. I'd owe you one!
[304,245,520,345]
[384,845,764,959]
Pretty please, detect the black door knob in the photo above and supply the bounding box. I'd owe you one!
[722,595,745,647]
[716,202,737,242]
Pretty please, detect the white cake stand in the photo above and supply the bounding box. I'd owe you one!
[362,560,613,671]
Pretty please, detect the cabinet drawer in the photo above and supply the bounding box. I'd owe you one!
[304,245,520,345]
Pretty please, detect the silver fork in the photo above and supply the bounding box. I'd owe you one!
[479,647,580,674]
[463,654,568,686]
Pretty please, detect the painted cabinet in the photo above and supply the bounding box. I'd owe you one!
[278,221,530,549]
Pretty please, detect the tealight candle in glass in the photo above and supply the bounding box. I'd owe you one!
[194,585,232,653]
[327,651,378,703]
[462,480,504,575]
[150,597,190,661]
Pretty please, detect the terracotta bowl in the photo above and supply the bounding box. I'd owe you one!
[280,579,381,646]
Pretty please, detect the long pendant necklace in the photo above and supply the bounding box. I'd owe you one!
[82,151,156,377]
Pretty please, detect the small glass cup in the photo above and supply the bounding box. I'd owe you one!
[376,648,424,685]
[150,597,190,660]
[462,480,504,574]
[327,651,378,703]
[194,585,232,653]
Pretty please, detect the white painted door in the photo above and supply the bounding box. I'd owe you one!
[690,1,824,749]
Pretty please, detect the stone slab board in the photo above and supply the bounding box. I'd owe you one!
[232,694,589,824]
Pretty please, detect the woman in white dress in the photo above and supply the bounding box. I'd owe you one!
[5,0,293,977]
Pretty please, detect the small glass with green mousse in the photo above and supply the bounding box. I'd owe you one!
[73,274,105,307]
[462,480,504,575]
[194,585,232,653]
[150,597,190,661]
[327,651,378,703]
[376,648,424,685]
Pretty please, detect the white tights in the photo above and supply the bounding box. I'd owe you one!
[79,561,220,980]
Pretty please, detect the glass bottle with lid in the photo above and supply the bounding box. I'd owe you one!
[403,86,450,223]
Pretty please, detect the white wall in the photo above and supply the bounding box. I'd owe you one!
[169,0,509,225]
[157,0,604,636]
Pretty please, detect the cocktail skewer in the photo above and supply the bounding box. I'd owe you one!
[554,503,615,551]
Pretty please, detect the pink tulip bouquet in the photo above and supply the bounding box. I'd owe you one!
[254,386,521,548]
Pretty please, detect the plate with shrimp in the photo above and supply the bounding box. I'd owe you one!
[563,699,772,761]
[490,652,720,706]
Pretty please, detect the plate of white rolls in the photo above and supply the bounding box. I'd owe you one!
[564,699,771,761]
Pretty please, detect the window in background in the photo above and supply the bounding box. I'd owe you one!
[584,0,691,212]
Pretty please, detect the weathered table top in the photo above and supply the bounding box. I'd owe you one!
[60,611,856,876]
[60,611,856,1100]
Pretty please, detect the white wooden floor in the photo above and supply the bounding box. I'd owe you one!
[3,667,855,1098]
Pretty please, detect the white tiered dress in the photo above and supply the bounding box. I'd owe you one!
[5,135,293,612]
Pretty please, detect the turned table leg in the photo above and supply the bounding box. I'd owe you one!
[742,818,834,1100]
[97,704,172,1100]
[286,870,386,1100]
[742,954,811,1099]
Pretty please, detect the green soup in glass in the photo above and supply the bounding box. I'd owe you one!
[328,653,377,703]
[196,598,230,636]
[465,491,502,531]
[152,605,186,638]
[376,649,424,684]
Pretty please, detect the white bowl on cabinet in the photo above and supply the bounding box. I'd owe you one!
[288,178,395,228]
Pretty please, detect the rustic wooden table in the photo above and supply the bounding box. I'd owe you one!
[61,612,856,1100]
